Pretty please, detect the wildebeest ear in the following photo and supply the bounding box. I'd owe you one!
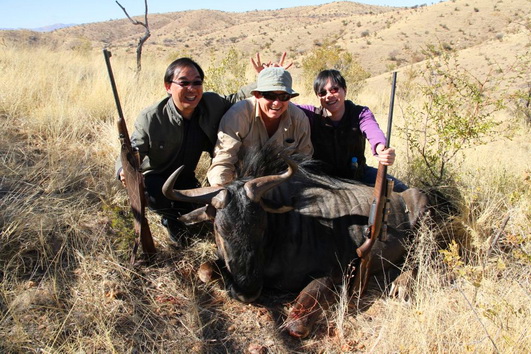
[211,189,229,209]
[400,188,429,227]
[260,198,294,214]
[179,205,216,224]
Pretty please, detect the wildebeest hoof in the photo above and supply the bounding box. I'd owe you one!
[389,269,416,301]
[284,305,320,339]
[198,261,221,283]
[284,310,315,338]
[283,277,335,338]
[285,319,311,339]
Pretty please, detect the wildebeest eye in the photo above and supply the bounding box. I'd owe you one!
[285,138,295,144]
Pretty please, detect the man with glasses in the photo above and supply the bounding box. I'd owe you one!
[207,67,313,186]
[115,57,256,246]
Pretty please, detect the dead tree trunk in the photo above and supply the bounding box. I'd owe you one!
[116,0,151,73]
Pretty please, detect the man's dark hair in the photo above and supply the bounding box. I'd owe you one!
[313,69,347,95]
[164,57,205,84]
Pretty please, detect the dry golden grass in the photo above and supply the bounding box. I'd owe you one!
[1,1,530,352]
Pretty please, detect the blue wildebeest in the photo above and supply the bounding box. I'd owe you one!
[162,148,429,338]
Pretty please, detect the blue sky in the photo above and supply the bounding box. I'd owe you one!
[0,1,433,30]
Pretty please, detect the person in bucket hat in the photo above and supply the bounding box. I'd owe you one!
[251,52,407,192]
[207,66,313,186]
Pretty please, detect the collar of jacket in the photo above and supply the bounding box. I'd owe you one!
[167,96,203,125]
[319,100,356,128]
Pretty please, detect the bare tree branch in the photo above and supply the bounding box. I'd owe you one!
[116,0,151,73]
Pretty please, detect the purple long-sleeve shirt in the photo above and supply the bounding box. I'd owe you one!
[297,102,386,156]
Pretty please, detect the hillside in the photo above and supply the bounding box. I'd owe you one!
[2,0,529,78]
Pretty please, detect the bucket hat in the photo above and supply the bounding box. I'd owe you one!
[251,67,299,97]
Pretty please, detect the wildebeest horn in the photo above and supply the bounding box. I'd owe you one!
[244,158,298,202]
[162,166,225,204]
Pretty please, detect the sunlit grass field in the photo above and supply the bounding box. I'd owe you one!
[0,45,529,353]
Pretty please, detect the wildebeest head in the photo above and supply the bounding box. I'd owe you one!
[162,155,297,303]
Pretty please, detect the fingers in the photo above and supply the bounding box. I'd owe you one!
[377,156,393,166]
[278,52,293,70]
[252,52,293,72]
[251,52,262,73]
[119,170,127,187]
[279,52,287,66]
[377,147,396,166]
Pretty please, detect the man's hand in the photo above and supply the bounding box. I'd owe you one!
[375,144,396,166]
[119,168,127,187]
[251,52,293,73]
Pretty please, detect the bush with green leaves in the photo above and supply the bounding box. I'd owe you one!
[508,51,531,127]
[399,44,505,187]
[301,42,369,97]
[204,48,247,95]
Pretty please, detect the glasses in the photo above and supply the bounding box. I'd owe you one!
[317,86,340,97]
[172,80,203,88]
[260,92,292,102]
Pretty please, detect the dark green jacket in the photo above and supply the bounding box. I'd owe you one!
[115,86,252,177]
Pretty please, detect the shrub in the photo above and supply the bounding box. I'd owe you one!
[399,44,504,186]
[508,51,531,127]
[301,42,370,97]
[204,48,247,95]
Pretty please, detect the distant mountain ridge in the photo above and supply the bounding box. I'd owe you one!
[1,23,76,32]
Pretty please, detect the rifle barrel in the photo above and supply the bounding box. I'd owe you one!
[103,49,125,121]
[386,71,397,148]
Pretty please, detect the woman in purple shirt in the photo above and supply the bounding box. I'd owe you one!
[297,69,407,191]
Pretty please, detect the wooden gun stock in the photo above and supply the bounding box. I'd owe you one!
[356,163,388,258]
[103,49,156,263]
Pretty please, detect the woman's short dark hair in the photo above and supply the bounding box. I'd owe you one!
[164,58,205,84]
[313,69,347,95]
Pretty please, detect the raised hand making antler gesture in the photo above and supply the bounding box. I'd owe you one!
[251,52,293,73]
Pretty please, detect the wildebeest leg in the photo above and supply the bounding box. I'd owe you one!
[389,268,417,301]
[284,277,337,338]
[352,255,373,296]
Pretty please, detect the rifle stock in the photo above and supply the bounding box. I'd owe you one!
[103,49,156,263]
[353,72,397,294]
[356,163,387,258]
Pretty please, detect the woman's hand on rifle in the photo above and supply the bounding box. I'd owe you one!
[375,144,395,166]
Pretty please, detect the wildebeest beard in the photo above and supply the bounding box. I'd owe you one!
[214,179,267,300]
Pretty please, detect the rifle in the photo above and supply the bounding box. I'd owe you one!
[103,49,156,264]
[353,71,397,295]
